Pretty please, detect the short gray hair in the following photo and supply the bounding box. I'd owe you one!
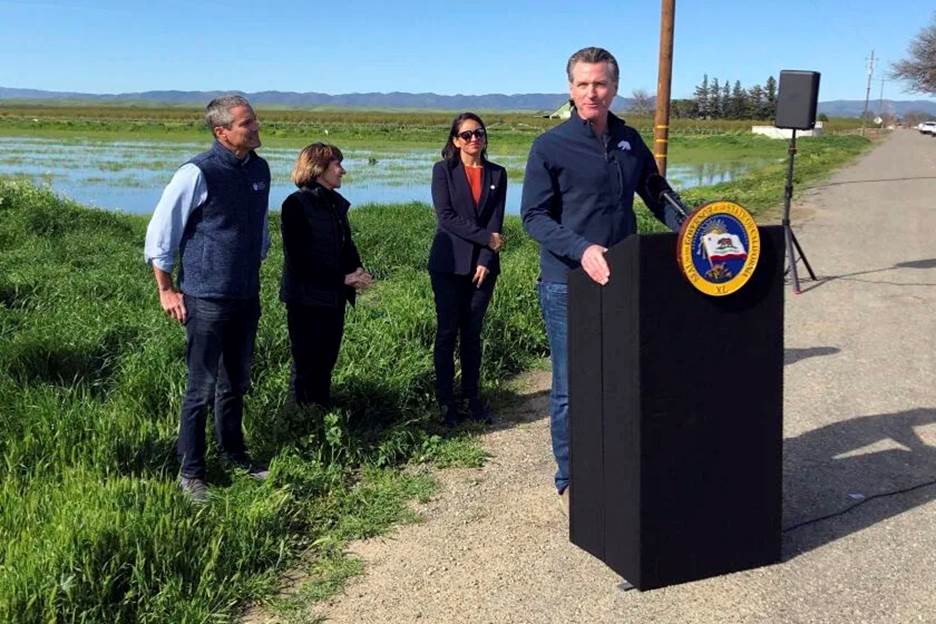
[204,95,252,130]
[566,47,620,86]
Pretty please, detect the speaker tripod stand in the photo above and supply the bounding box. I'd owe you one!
[782,129,816,294]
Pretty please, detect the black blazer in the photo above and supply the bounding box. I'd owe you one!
[428,158,507,276]
[279,183,362,307]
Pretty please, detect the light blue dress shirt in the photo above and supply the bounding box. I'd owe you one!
[143,158,270,273]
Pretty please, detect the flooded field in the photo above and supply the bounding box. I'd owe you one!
[0,136,772,214]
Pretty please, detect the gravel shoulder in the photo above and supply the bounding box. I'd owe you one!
[273,130,936,624]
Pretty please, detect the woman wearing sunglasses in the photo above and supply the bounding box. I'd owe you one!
[428,112,507,427]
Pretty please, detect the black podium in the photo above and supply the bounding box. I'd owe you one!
[568,227,784,590]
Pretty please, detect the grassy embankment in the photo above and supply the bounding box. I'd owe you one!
[0,127,871,622]
[0,177,556,622]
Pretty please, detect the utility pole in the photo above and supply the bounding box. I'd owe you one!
[653,0,675,176]
[860,49,875,136]
[878,77,886,122]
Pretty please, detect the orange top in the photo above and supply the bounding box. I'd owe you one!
[464,165,483,206]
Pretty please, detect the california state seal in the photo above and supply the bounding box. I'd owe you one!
[676,201,760,297]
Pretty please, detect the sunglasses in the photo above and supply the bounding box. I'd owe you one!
[457,128,486,141]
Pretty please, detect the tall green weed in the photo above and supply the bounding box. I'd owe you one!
[0,178,545,623]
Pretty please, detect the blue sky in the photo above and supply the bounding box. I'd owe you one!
[1,0,933,102]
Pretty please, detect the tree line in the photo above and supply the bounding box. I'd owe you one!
[684,74,778,120]
[628,75,781,120]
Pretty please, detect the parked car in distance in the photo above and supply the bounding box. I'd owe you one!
[919,121,936,135]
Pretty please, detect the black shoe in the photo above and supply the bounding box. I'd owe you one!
[468,398,493,424]
[440,403,461,428]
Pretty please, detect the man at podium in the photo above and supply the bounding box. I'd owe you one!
[521,47,681,511]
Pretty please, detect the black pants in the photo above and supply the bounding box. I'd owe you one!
[286,303,346,407]
[178,295,260,478]
[430,271,496,406]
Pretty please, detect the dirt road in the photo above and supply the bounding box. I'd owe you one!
[309,130,936,624]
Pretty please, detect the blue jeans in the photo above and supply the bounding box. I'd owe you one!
[178,295,260,478]
[538,281,569,493]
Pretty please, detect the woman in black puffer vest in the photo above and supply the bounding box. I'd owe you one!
[280,143,372,407]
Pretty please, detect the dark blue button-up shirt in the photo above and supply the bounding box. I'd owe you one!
[521,109,678,283]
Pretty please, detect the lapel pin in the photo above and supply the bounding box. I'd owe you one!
[490,184,495,190]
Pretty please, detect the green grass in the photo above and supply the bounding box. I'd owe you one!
[0,177,545,623]
[635,134,872,231]
[0,129,872,622]
[0,104,866,156]
[668,133,787,162]
[677,134,871,216]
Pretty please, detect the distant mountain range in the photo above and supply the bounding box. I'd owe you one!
[814,99,936,117]
[1,86,935,117]
[0,87,580,112]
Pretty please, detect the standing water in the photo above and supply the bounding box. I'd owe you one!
[0,137,769,215]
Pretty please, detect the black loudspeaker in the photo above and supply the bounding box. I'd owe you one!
[775,70,821,130]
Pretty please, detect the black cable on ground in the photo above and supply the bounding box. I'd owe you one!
[782,477,936,533]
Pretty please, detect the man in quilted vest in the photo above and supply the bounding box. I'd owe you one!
[144,95,271,502]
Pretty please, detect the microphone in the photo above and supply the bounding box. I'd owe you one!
[646,174,690,223]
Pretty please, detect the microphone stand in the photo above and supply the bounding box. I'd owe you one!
[661,193,689,223]
[783,129,816,294]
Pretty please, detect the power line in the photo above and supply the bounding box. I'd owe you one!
[860,50,875,136]
[878,77,886,121]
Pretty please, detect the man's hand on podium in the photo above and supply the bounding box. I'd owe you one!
[582,244,610,285]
